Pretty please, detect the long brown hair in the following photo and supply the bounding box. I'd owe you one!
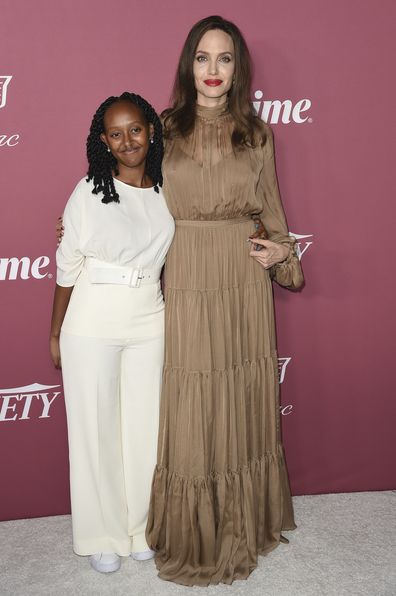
[163,15,266,148]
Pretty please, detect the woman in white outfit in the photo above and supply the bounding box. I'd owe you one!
[49,92,174,573]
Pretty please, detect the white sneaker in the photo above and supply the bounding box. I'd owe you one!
[89,552,121,573]
[131,549,155,561]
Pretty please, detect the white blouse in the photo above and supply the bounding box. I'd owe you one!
[56,177,175,287]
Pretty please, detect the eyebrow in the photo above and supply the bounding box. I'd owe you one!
[106,120,144,130]
[195,50,233,55]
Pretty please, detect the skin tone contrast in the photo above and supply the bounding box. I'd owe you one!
[55,34,287,279]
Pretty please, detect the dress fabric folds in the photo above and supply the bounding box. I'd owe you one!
[146,103,303,586]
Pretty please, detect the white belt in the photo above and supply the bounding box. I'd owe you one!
[85,258,162,288]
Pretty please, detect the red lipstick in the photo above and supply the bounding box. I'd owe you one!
[204,79,222,87]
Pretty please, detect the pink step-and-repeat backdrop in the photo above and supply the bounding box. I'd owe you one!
[1,0,395,521]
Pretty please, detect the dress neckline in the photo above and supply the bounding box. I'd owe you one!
[196,102,229,120]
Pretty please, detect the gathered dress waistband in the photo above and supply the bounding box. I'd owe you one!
[175,216,251,228]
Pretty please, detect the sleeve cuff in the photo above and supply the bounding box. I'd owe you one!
[270,238,304,289]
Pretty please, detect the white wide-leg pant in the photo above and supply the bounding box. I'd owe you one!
[60,329,163,556]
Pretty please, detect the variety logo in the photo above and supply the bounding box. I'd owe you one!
[0,75,12,109]
[0,256,51,280]
[289,232,314,260]
[278,357,293,416]
[0,133,19,147]
[278,357,291,384]
[0,383,62,421]
[253,90,312,124]
[0,75,20,147]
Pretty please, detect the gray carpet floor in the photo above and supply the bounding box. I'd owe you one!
[1,491,395,596]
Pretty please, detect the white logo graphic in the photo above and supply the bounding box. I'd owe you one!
[0,75,20,147]
[278,357,293,416]
[0,256,51,280]
[0,383,61,421]
[289,232,314,260]
[0,76,12,109]
[280,403,293,416]
[278,357,291,384]
[0,133,20,147]
[253,90,312,124]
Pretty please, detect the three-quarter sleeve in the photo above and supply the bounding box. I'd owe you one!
[256,128,304,290]
[56,183,85,287]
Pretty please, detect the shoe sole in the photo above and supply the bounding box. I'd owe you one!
[131,552,155,561]
[90,561,121,573]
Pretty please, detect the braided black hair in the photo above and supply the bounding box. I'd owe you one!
[86,92,163,203]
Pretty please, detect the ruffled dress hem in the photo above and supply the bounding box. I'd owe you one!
[146,447,296,586]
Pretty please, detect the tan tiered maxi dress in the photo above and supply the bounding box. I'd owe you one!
[146,103,304,586]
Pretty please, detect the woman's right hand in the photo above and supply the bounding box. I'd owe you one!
[56,216,64,245]
[50,335,61,369]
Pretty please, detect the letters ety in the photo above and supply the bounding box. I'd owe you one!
[0,384,62,421]
[0,392,61,421]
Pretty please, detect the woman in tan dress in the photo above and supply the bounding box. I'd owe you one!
[146,15,304,586]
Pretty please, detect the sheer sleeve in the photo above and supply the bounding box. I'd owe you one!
[56,181,85,287]
[256,128,304,290]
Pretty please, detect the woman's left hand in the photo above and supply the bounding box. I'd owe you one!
[249,238,289,269]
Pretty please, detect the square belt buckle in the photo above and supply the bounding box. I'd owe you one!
[130,268,144,287]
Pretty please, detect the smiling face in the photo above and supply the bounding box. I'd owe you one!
[100,100,153,172]
[193,28,235,107]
